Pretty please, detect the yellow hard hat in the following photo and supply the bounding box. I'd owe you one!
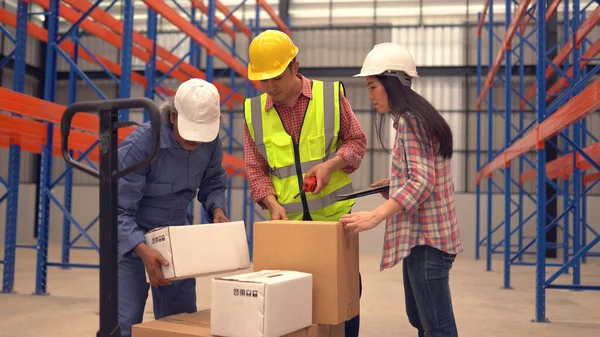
[247,30,299,81]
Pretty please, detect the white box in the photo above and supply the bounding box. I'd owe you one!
[211,270,313,337]
[144,221,250,281]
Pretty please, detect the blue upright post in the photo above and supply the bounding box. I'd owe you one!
[535,0,548,322]
[36,0,60,295]
[227,37,236,217]
[517,14,525,263]
[12,0,27,93]
[144,8,158,122]
[562,0,570,272]
[61,28,79,269]
[201,0,217,225]
[571,0,581,287]
[190,6,200,68]
[119,0,134,121]
[580,6,588,264]
[188,6,199,219]
[475,12,482,261]
[2,0,28,294]
[503,0,512,289]
[486,0,494,272]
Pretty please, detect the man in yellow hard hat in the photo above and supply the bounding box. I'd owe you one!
[243,29,367,337]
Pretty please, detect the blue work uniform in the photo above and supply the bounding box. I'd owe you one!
[116,121,227,337]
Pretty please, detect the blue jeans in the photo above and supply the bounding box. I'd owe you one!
[117,253,197,337]
[403,245,458,337]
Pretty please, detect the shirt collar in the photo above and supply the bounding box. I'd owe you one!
[265,73,312,110]
[160,123,181,149]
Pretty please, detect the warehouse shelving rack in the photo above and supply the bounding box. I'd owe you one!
[475,0,600,321]
[0,0,291,295]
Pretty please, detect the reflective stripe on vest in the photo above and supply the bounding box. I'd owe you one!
[244,80,354,220]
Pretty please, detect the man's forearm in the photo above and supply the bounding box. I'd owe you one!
[260,194,280,210]
[325,155,348,172]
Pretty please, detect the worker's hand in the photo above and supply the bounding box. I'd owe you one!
[339,211,381,235]
[269,203,288,220]
[135,243,172,288]
[305,162,335,194]
[261,195,288,220]
[212,208,230,223]
[370,178,391,200]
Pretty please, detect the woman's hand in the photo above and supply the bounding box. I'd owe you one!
[371,178,390,200]
[339,211,382,235]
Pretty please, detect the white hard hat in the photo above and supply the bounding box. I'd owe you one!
[354,43,419,85]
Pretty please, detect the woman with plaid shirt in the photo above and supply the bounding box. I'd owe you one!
[340,43,463,337]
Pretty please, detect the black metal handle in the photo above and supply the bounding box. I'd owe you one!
[60,98,161,179]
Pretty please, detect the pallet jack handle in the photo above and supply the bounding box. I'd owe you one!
[60,98,162,337]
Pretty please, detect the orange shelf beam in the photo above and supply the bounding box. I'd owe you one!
[519,0,561,35]
[142,0,253,85]
[190,0,236,40]
[476,78,600,183]
[62,0,244,107]
[544,39,600,103]
[34,0,241,108]
[256,0,291,37]
[476,0,532,110]
[584,172,600,186]
[522,6,600,105]
[477,0,489,37]
[0,88,246,177]
[216,0,253,39]
[0,8,173,97]
[0,114,102,162]
[520,142,600,183]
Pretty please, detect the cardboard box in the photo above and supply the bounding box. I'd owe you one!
[211,270,313,337]
[132,310,322,337]
[252,220,360,325]
[144,221,250,281]
[131,310,212,337]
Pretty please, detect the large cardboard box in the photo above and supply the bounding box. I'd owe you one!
[132,309,327,337]
[144,221,250,281]
[211,270,313,337]
[252,220,360,325]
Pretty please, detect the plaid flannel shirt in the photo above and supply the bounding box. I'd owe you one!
[381,114,463,271]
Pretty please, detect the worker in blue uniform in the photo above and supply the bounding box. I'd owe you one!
[116,78,229,337]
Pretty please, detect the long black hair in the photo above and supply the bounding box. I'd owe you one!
[375,75,453,159]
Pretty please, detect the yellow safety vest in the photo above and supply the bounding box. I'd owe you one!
[244,80,355,221]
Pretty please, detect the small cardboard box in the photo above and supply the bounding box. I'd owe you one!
[211,270,313,337]
[252,220,360,325]
[131,310,335,337]
[144,221,250,281]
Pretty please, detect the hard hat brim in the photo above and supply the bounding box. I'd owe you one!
[248,62,290,81]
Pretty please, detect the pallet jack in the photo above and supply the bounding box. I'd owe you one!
[60,98,162,337]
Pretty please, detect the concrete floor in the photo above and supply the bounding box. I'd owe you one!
[1,243,599,337]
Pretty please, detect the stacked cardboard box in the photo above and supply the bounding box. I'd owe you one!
[132,220,359,337]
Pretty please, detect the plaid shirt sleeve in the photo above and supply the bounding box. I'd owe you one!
[243,122,275,208]
[336,93,368,174]
[390,116,436,214]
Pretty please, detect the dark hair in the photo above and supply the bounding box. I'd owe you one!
[375,75,453,159]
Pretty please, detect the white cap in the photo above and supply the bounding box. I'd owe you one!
[174,78,221,142]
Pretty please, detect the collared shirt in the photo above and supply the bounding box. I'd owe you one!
[382,114,463,271]
[243,73,367,207]
[117,122,227,258]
